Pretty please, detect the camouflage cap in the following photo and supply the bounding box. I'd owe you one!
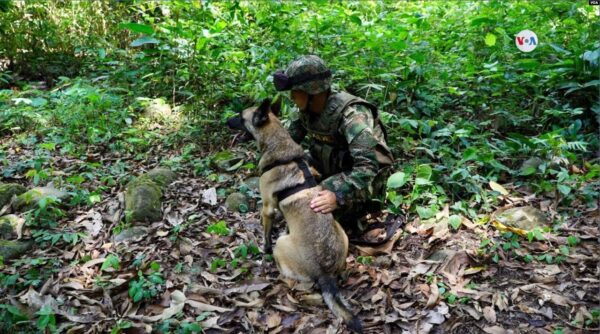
[285,55,332,95]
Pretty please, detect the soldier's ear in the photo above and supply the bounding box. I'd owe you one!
[253,98,271,127]
[270,97,282,117]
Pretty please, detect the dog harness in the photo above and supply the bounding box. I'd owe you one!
[261,157,318,202]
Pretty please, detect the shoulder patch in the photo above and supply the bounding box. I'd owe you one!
[342,105,374,144]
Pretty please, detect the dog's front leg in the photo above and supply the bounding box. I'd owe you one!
[261,199,276,254]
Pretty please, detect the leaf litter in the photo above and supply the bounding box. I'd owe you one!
[0,143,598,333]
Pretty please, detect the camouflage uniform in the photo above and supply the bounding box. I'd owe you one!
[277,56,394,227]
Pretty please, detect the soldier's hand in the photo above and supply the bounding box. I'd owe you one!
[310,190,337,214]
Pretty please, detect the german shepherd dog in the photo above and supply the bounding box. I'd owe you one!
[227,99,362,332]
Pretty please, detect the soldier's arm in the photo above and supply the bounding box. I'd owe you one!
[320,105,379,208]
[287,118,307,144]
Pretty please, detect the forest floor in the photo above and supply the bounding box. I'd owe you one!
[1,119,598,334]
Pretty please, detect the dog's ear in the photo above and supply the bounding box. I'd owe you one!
[253,98,271,127]
[271,97,282,117]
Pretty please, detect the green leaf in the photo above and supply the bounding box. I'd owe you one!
[206,220,230,236]
[462,147,478,161]
[349,14,362,25]
[557,184,571,195]
[39,142,56,151]
[415,164,432,185]
[583,80,600,88]
[30,97,48,107]
[101,254,120,271]
[532,228,545,241]
[88,194,101,204]
[484,33,496,46]
[36,305,55,331]
[527,231,534,242]
[410,52,425,64]
[471,16,493,26]
[416,206,435,219]
[119,22,154,35]
[130,36,160,47]
[480,239,491,248]
[392,40,407,50]
[67,174,85,185]
[520,166,537,176]
[210,258,226,272]
[567,235,579,247]
[516,59,540,69]
[387,171,408,189]
[148,273,164,284]
[133,289,143,302]
[449,215,462,230]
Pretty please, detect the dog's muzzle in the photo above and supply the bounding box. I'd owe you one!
[226,116,244,131]
[226,116,253,143]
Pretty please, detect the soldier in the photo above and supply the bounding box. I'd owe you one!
[272,55,394,231]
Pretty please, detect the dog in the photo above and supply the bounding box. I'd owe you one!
[227,98,363,333]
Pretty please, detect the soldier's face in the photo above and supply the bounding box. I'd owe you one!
[290,90,308,111]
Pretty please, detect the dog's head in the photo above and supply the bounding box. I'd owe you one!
[226,98,281,142]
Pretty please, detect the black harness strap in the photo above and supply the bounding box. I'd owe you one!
[261,157,317,202]
[276,159,317,202]
[261,156,301,174]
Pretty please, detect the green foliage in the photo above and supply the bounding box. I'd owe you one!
[0,303,32,332]
[206,220,231,236]
[210,258,227,273]
[101,254,121,271]
[479,230,578,266]
[212,242,260,273]
[587,309,600,327]
[111,320,133,334]
[233,242,260,259]
[0,2,596,227]
[128,269,165,303]
[36,305,56,333]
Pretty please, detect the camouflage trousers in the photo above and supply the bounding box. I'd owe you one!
[334,166,391,230]
[306,151,391,230]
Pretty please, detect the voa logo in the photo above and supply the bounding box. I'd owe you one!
[515,30,538,52]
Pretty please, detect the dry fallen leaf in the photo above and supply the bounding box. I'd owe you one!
[483,306,496,323]
[426,280,440,308]
[142,290,186,322]
[355,230,402,256]
[492,292,509,312]
[489,181,509,196]
[266,312,282,329]
[202,187,218,206]
[483,326,513,334]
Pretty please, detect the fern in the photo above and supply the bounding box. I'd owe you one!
[561,141,588,152]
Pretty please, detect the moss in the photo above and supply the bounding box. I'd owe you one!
[0,215,19,239]
[125,176,163,223]
[0,239,33,260]
[0,183,27,208]
[123,168,175,224]
[496,206,548,231]
[12,186,69,211]
[114,226,149,243]
[225,192,249,213]
[145,168,176,187]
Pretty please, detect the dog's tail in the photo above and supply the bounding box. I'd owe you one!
[317,275,363,333]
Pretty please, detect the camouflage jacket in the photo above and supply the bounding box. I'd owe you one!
[288,91,393,208]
